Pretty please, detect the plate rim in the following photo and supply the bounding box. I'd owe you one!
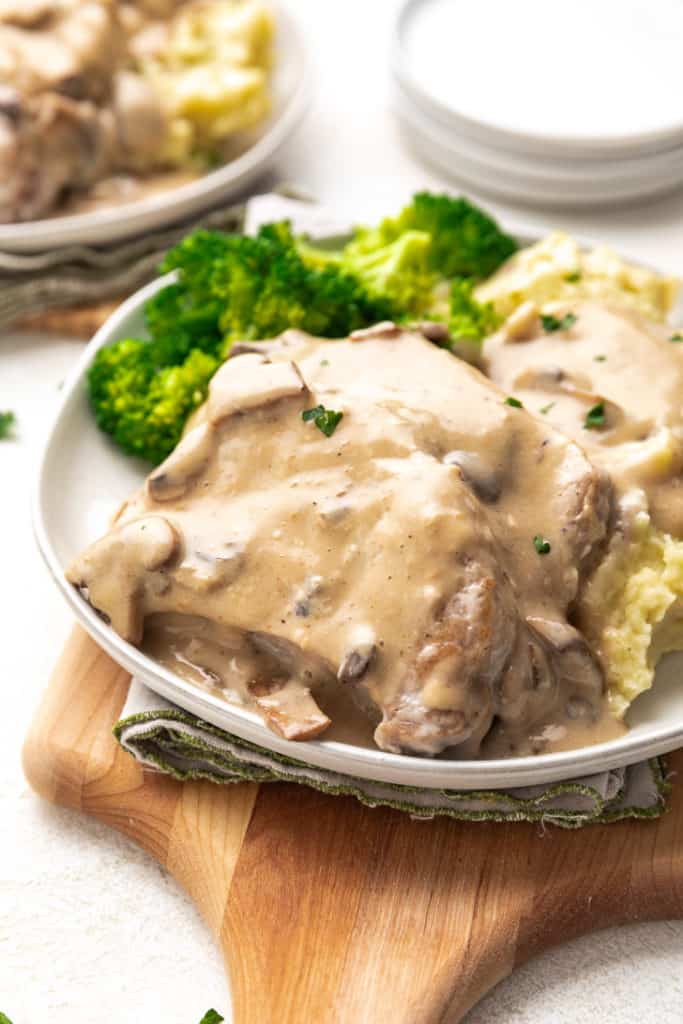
[0,3,311,253]
[395,103,683,211]
[393,80,683,188]
[33,235,683,791]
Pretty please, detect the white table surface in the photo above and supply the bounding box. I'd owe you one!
[2,2,683,1021]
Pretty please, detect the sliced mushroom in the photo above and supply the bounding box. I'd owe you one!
[66,515,179,643]
[444,450,502,503]
[526,616,604,706]
[147,422,215,503]
[408,320,451,345]
[175,541,245,593]
[248,677,331,741]
[208,354,308,425]
[501,301,540,342]
[350,321,401,341]
[292,574,324,618]
[338,641,377,683]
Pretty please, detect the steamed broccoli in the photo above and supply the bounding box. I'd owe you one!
[161,223,397,349]
[449,278,501,342]
[88,195,516,463]
[337,229,437,315]
[347,192,517,281]
[297,230,437,315]
[88,224,396,462]
[88,337,219,464]
[297,192,516,326]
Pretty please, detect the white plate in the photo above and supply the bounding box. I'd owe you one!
[393,0,683,160]
[34,244,683,790]
[394,82,683,188]
[0,5,310,254]
[396,101,683,210]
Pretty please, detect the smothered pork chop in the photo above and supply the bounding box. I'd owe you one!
[68,325,623,757]
[484,300,683,717]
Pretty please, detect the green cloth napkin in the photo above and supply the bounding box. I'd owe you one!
[115,681,669,830]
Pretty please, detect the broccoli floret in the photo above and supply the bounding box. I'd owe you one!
[88,198,515,463]
[338,229,437,316]
[88,336,218,464]
[297,230,437,316]
[161,223,397,352]
[350,192,517,280]
[448,278,501,342]
[88,224,396,462]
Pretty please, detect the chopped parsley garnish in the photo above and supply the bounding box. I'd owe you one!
[0,411,15,439]
[539,402,555,415]
[533,535,551,555]
[320,359,330,366]
[199,1012,224,1024]
[503,396,523,408]
[584,402,606,429]
[593,354,607,362]
[669,333,683,343]
[565,270,582,283]
[540,312,577,333]
[302,404,343,437]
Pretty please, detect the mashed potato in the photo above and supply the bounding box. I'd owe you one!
[581,495,683,717]
[475,231,678,324]
[142,0,274,164]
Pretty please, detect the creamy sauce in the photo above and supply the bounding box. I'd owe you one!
[143,612,378,746]
[68,326,624,757]
[56,168,200,216]
[483,300,683,538]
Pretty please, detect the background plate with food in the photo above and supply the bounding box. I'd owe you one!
[0,0,309,251]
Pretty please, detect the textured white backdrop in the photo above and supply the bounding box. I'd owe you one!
[2,2,683,1021]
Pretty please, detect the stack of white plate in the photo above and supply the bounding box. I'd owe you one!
[391,0,683,209]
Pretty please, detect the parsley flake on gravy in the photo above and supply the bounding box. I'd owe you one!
[504,396,523,408]
[539,402,555,415]
[0,411,15,439]
[540,312,577,333]
[670,333,683,343]
[585,402,606,429]
[533,535,551,555]
[302,404,344,437]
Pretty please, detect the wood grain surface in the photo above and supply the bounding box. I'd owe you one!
[23,627,683,1023]
[17,299,124,339]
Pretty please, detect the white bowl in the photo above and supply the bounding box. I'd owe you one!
[34,244,683,790]
[0,4,310,253]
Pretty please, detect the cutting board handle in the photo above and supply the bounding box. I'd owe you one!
[23,628,683,1023]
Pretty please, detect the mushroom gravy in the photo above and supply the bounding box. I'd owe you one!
[484,300,683,538]
[68,326,625,757]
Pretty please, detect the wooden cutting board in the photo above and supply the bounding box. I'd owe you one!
[23,627,683,1023]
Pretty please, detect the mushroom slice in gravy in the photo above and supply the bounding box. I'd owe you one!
[69,328,627,757]
[485,300,683,715]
